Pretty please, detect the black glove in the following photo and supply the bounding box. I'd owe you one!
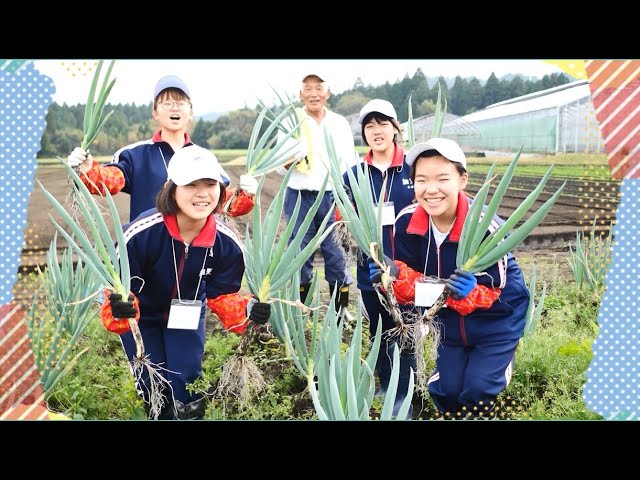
[108,293,137,318]
[248,301,271,325]
[366,255,399,284]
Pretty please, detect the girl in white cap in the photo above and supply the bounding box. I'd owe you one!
[369,138,530,419]
[66,74,256,223]
[99,145,270,420]
[345,99,416,418]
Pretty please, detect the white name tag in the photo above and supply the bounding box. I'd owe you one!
[415,277,445,307]
[167,299,202,330]
[374,201,396,226]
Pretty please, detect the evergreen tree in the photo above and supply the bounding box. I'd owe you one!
[483,72,501,107]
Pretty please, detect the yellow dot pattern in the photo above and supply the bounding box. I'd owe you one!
[59,60,98,78]
[544,60,588,80]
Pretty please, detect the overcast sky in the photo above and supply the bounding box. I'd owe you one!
[33,59,565,115]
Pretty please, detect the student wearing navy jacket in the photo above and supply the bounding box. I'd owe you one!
[342,99,415,416]
[369,138,529,419]
[100,145,270,420]
[67,74,256,222]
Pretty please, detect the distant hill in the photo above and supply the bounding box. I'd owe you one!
[426,73,576,87]
[197,111,224,122]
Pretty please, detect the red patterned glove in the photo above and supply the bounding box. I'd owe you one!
[445,285,501,316]
[390,260,423,305]
[100,288,140,335]
[223,187,255,217]
[207,293,252,335]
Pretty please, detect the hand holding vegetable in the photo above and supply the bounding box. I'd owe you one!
[445,269,477,300]
[247,298,271,325]
[367,255,398,284]
[108,293,138,318]
[239,174,259,196]
[67,146,92,173]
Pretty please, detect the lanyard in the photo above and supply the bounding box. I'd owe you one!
[172,239,208,303]
[369,166,396,204]
[423,222,432,278]
[424,217,456,278]
[159,147,169,179]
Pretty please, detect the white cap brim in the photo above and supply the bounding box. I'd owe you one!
[167,145,230,186]
[405,138,467,169]
[358,99,397,124]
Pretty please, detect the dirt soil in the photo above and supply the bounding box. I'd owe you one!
[13,165,285,305]
[20,165,280,260]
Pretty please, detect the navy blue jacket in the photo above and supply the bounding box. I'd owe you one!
[393,194,529,344]
[343,144,415,291]
[109,130,194,221]
[122,209,245,326]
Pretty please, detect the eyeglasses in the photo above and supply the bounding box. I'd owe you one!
[157,101,192,111]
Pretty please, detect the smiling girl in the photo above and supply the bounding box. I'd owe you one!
[371,138,530,419]
[99,145,270,420]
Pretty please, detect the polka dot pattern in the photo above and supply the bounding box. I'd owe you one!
[59,60,98,78]
[544,60,588,80]
[0,62,55,304]
[583,180,639,419]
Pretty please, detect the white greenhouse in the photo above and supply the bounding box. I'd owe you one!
[458,80,604,155]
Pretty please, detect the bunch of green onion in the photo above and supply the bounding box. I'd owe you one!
[222,101,301,217]
[524,266,546,337]
[309,304,414,420]
[418,149,565,324]
[27,235,101,394]
[80,60,116,153]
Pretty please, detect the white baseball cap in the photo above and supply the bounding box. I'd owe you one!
[167,145,230,186]
[302,73,326,83]
[358,99,397,124]
[301,73,329,91]
[154,75,191,99]
[405,138,467,169]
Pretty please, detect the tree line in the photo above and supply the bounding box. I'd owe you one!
[38,69,572,157]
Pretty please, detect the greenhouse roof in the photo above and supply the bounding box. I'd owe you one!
[401,112,481,139]
[462,80,592,122]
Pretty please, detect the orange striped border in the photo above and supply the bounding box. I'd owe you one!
[0,303,48,420]
[586,60,640,179]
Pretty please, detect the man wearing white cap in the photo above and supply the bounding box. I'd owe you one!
[66,74,256,222]
[369,138,529,419]
[276,73,358,316]
[99,144,271,420]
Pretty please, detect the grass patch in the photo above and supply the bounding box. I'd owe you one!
[34,250,604,420]
[45,318,146,420]
[466,153,613,180]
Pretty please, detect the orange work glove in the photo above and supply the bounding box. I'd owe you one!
[206,293,252,335]
[445,285,501,316]
[222,187,255,217]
